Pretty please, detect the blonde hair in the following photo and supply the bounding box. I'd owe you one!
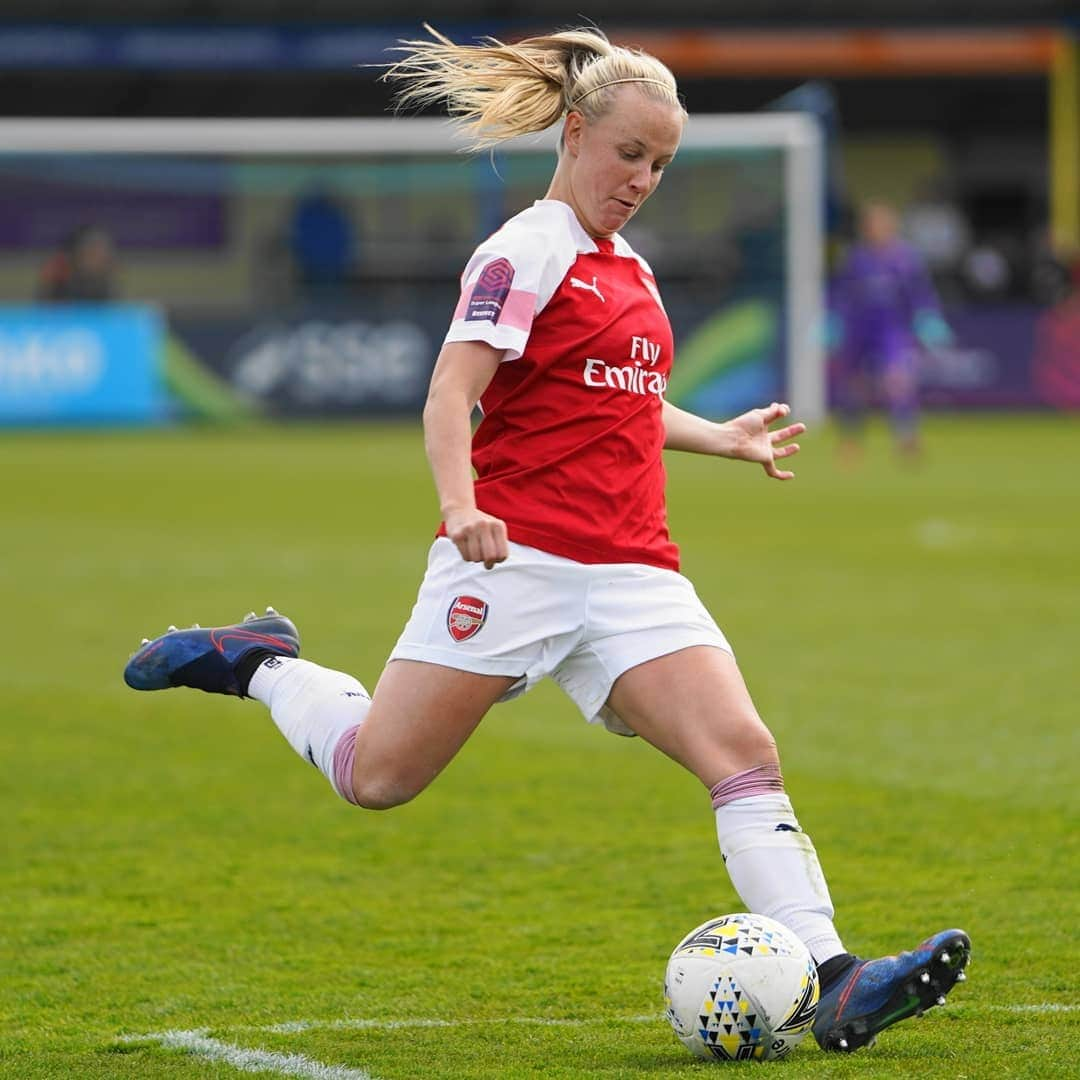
[382,24,685,149]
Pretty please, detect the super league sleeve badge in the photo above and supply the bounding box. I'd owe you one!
[447,595,489,642]
[465,257,515,323]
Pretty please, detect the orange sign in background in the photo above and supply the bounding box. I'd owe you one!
[612,28,1059,77]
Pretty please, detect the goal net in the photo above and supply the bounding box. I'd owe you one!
[0,117,823,423]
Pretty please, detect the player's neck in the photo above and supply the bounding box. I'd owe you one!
[544,171,612,241]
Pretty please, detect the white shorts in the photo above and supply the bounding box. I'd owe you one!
[389,538,733,735]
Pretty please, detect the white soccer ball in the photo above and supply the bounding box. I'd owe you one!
[664,912,819,1062]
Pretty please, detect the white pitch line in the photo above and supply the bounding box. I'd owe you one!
[259,1013,660,1035]
[238,1005,1080,1036]
[152,1030,378,1080]
[992,1004,1079,1014]
[134,1004,1077,1041]
[123,1004,1079,1079]
[125,1017,661,1080]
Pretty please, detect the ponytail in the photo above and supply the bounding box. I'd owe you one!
[382,24,683,149]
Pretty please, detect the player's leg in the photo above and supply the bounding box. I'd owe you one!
[881,342,921,456]
[352,661,517,809]
[604,645,844,964]
[605,645,970,1052]
[125,610,516,809]
[246,651,516,809]
[124,541,570,809]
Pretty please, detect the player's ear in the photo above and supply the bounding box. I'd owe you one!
[562,111,584,158]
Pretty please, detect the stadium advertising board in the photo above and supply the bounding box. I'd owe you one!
[168,295,1074,420]
[0,305,165,424]
[0,173,225,251]
[0,300,1062,427]
[171,301,440,417]
[930,303,1080,409]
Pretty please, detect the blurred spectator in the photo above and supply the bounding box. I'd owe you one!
[1029,232,1073,308]
[961,244,1012,299]
[960,185,1036,302]
[37,224,117,302]
[830,200,952,460]
[902,176,971,284]
[288,188,356,299]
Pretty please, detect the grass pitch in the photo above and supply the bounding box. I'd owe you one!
[1,415,1077,1079]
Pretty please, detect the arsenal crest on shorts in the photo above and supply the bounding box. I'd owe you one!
[447,595,489,642]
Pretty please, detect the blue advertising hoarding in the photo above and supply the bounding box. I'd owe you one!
[0,305,165,425]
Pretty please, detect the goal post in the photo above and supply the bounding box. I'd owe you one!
[0,115,824,423]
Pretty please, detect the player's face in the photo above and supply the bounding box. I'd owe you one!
[562,88,684,238]
[861,204,899,248]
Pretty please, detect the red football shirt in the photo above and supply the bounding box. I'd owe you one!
[441,199,679,570]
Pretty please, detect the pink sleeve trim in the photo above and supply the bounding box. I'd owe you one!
[499,288,536,331]
[451,287,536,332]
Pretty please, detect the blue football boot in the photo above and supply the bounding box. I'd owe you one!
[124,607,299,696]
[813,929,971,1052]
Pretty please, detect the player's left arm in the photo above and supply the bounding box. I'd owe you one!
[661,399,805,480]
[904,247,953,347]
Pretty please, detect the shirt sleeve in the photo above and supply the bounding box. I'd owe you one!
[901,246,943,317]
[443,223,560,362]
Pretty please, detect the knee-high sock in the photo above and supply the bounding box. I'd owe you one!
[712,765,845,964]
[248,657,369,803]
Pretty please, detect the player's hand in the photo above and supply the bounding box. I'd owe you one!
[726,402,806,480]
[444,507,509,568]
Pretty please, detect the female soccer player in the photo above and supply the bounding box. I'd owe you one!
[830,200,952,460]
[125,26,969,1053]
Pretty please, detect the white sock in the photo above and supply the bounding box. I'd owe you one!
[248,656,370,801]
[715,793,846,964]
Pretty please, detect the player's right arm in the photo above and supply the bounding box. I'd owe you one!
[423,340,509,568]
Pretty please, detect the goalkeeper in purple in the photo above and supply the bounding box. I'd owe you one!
[831,201,951,457]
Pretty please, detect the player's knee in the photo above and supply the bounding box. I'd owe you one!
[721,713,779,771]
[747,723,779,762]
[350,778,416,811]
[751,730,779,766]
[349,767,424,811]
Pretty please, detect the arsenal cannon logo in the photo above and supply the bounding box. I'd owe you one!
[446,595,489,642]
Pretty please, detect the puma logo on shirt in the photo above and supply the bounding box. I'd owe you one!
[570,275,605,303]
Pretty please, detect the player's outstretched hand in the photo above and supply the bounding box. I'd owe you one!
[728,402,806,480]
[445,507,509,568]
